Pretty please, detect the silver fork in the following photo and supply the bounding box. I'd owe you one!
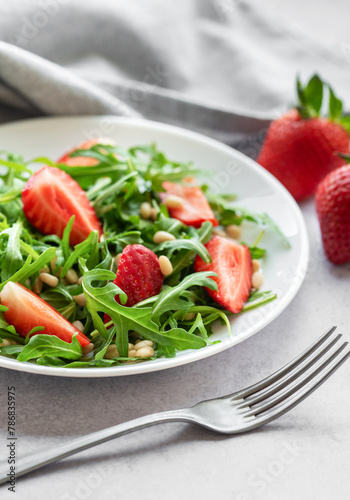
[0,326,348,485]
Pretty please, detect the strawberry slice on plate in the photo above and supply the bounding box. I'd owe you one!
[57,137,115,166]
[114,244,164,307]
[161,177,218,228]
[194,236,252,313]
[22,166,103,247]
[0,282,90,347]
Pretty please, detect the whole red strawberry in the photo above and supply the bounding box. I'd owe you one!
[258,75,350,202]
[114,244,164,306]
[316,164,350,264]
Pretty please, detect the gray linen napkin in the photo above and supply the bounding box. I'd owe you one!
[0,0,349,152]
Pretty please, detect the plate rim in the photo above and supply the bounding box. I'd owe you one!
[0,115,309,377]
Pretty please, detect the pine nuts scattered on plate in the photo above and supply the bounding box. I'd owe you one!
[164,195,184,209]
[65,268,79,284]
[252,271,263,289]
[252,259,260,273]
[39,273,59,287]
[159,255,173,276]
[153,231,176,244]
[140,201,152,219]
[73,293,86,307]
[72,320,84,332]
[226,224,242,240]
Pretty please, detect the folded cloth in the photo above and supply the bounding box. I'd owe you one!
[0,0,349,152]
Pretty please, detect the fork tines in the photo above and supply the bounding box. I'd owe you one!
[234,326,350,426]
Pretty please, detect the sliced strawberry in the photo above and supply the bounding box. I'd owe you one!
[22,166,103,247]
[194,236,252,313]
[160,177,218,228]
[0,282,90,347]
[57,137,115,167]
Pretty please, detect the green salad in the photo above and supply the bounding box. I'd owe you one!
[0,141,285,369]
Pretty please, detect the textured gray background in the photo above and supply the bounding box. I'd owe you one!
[1,1,350,499]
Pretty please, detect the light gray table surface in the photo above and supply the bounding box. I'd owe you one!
[0,198,349,500]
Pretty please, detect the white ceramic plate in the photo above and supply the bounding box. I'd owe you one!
[0,116,308,377]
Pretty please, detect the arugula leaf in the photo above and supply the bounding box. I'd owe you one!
[247,246,266,259]
[17,334,83,362]
[0,220,23,281]
[61,216,75,261]
[154,238,211,266]
[83,269,208,357]
[0,344,23,356]
[0,247,56,291]
[151,272,218,325]
[60,230,99,277]
[207,192,289,246]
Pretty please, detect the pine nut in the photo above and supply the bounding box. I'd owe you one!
[105,344,119,359]
[82,343,94,356]
[140,202,152,220]
[78,276,83,286]
[0,338,17,347]
[73,293,86,307]
[62,278,69,287]
[65,268,79,284]
[226,224,242,240]
[164,195,184,209]
[128,343,135,350]
[184,312,195,320]
[252,271,263,289]
[159,255,173,276]
[153,231,176,244]
[40,266,49,274]
[33,277,43,294]
[134,340,153,350]
[72,320,84,332]
[114,253,122,266]
[252,259,260,273]
[213,228,227,238]
[39,273,59,287]
[135,346,154,358]
[150,207,159,221]
[128,349,137,357]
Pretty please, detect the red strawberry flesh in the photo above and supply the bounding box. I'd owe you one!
[316,164,350,264]
[57,137,115,167]
[161,177,218,228]
[0,282,90,346]
[258,109,349,202]
[194,236,252,313]
[114,244,164,307]
[22,166,102,247]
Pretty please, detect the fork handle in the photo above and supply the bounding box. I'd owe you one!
[0,408,193,484]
